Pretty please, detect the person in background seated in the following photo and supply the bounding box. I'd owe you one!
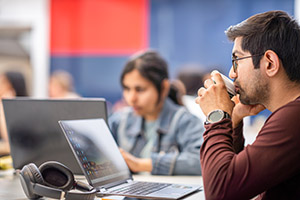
[196,10,300,199]
[0,71,28,156]
[49,70,80,98]
[176,67,210,122]
[109,50,203,175]
[177,66,207,97]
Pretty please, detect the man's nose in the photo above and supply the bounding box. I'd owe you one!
[229,66,237,80]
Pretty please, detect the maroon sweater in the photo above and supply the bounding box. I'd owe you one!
[200,97,300,200]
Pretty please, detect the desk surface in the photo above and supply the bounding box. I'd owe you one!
[0,170,205,200]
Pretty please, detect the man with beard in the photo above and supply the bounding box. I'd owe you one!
[196,10,300,200]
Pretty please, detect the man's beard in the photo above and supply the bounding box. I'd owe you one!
[236,79,269,105]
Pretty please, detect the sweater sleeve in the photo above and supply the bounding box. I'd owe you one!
[200,103,300,200]
[232,121,244,153]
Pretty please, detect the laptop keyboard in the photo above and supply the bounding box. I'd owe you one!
[110,181,171,195]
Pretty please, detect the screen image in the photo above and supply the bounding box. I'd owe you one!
[60,118,131,187]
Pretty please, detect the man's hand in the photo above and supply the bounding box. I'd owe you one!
[231,95,265,128]
[119,148,152,173]
[195,71,235,116]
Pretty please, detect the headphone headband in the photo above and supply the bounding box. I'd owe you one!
[19,161,97,200]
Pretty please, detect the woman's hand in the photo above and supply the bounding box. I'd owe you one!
[119,148,152,172]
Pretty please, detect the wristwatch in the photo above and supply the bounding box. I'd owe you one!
[206,109,231,124]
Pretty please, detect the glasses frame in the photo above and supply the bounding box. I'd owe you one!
[232,53,264,73]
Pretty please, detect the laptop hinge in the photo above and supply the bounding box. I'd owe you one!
[127,179,133,183]
[100,187,107,192]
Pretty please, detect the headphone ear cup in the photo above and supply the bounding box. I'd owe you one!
[39,161,75,191]
[19,163,44,199]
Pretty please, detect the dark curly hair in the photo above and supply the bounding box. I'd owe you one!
[226,10,300,82]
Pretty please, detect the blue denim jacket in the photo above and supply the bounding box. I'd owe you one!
[108,98,203,175]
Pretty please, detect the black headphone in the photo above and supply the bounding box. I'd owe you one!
[19,161,97,200]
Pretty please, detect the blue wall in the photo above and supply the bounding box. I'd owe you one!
[50,0,294,106]
[150,0,294,76]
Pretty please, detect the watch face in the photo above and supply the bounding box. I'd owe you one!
[208,110,224,123]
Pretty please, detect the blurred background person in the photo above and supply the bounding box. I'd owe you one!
[0,71,28,98]
[48,70,80,98]
[176,66,210,121]
[0,71,28,156]
[109,50,203,175]
[177,66,207,96]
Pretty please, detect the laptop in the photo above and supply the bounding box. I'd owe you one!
[58,118,202,200]
[2,98,107,174]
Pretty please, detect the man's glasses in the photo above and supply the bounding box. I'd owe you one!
[232,54,264,73]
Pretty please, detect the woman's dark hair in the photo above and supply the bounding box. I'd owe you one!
[5,71,28,96]
[168,80,186,105]
[225,10,300,82]
[120,50,169,103]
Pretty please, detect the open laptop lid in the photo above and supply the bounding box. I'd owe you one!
[2,98,107,175]
[59,118,132,189]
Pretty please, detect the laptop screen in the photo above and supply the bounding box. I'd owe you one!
[3,98,107,174]
[59,118,131,187]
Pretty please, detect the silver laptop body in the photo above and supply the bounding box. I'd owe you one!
[58,118,202,199]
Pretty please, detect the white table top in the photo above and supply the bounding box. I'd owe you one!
[0,169,205,200]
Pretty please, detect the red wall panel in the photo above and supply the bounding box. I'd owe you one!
[50,0,149,55]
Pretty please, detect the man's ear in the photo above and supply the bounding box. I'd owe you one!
[161,79,170,98]
[262,50,281,77]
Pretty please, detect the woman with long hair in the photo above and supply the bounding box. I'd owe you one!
[109,50,203,175]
